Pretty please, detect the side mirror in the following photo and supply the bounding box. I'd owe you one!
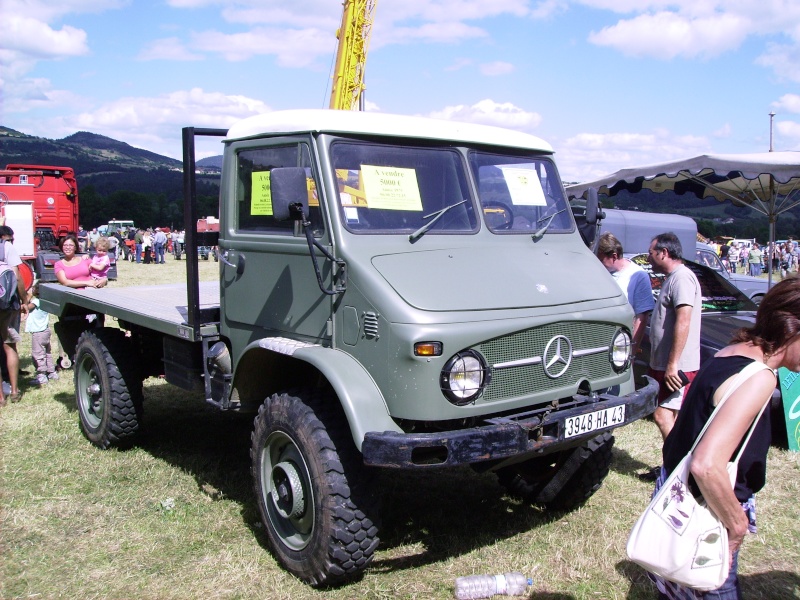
[270,167,309,221]
[585,188,605,224]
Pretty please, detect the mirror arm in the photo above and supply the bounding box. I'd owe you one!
[300,214,347,296]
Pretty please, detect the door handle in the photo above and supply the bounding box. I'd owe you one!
[221,250,245,276]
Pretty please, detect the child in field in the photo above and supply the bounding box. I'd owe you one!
[24,282,58,386]
[90,237,111,280]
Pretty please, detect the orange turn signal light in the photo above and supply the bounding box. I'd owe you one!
[414,342,443,357]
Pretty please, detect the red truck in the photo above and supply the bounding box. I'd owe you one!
[0,164,80,283]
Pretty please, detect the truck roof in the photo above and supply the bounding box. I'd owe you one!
[226,109,554,153]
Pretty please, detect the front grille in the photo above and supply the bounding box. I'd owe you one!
[478,322,617,401]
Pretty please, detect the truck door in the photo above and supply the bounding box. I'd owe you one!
[219,139,331,361]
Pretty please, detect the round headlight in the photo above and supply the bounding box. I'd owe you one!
[440,350,489,405]
[610,329,632,372]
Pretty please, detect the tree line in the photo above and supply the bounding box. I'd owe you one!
[77,168,220,230]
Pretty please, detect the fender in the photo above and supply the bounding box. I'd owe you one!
[235,337,401,451]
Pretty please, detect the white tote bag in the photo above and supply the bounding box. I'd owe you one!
[626,361,772,591]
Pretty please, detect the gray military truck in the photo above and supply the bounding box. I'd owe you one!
[40,110,658,586]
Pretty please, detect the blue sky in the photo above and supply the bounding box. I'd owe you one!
[3,0,800,182]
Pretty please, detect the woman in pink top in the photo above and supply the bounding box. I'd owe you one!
[54,235,107,289]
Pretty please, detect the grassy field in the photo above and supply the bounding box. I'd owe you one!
[1,256,799,599]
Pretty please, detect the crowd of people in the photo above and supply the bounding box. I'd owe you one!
[77,224,187,265]
[709,239,799,278]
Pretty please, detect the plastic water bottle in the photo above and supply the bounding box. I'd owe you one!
[454,572,531,599]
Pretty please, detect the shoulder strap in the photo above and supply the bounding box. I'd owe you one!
[689,360,774,454]
[0,241,6,263]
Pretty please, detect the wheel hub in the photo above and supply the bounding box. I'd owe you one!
[270,461,305,519]
[86,382,102,413]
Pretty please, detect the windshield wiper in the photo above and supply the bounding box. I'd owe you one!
[531,208,567,242]
[409,199,469,243]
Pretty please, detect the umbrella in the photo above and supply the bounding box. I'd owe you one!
[566,152,800,288]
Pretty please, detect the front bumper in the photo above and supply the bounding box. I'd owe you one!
[362,376,658,469]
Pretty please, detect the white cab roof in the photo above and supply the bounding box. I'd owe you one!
[226,109,553,153]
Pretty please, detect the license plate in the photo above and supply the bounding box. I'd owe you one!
[564,405,626,438]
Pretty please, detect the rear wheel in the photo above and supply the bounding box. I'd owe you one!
[74,329,143,449]
[251,389,379,586]
[497,432,614,511]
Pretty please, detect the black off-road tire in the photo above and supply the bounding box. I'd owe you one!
[251,388,380,586]
[497,432,615,511]
[74,328,143,449]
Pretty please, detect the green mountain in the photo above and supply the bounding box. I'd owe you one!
[0,126,182,172]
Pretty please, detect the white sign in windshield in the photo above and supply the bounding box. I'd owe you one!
[500,167,547,206]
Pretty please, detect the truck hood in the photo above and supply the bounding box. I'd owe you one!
[699,312,757,350]
[370,246,621,311]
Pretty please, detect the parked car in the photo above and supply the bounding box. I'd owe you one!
[630,254,786,446]
[695,242,770,305]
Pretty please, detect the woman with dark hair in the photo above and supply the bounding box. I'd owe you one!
[650,277,800,599]
[54,235,107,289]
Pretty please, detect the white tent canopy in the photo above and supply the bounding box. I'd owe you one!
[566,152,800,287]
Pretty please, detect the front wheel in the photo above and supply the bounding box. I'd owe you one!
[497,432,615,511]
[74,329,143,449]
[251,389,379,586]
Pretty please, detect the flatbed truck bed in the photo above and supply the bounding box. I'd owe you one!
[39,281,221,341]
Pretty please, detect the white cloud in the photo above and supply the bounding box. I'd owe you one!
[379,0,530,23]
[371,0,533,47]
[579,1,800,83]
[164,0,528,52]
[528,0,568,19]
[219,5,339,29]
[588,11,750,59]
[1,0,127,23]
[0,1,126,121]
[3,15,89,59]
[378,22,489,47]
[29,88,270,159]
[555,129,711,182]
[0,71,86,115]
[191,27,336,66]
[757,43,800,83]
[773,94,800,113]
[480,61,514,76]
[775,120,800,151]
[428,99,542,131]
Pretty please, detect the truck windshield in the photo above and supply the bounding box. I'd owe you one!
[330,140,570,237]
[469,151,572,234]
[331,141,479,234]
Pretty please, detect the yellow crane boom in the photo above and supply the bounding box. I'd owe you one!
[330,0,378,111]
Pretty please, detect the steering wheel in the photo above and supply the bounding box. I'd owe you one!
[482,201,514,230]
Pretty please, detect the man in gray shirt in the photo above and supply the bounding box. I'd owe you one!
[647,232,702,443]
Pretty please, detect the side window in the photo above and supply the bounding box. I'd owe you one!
[236,144,324,235]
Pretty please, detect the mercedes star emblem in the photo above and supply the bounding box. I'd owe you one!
[543,335,572,378]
